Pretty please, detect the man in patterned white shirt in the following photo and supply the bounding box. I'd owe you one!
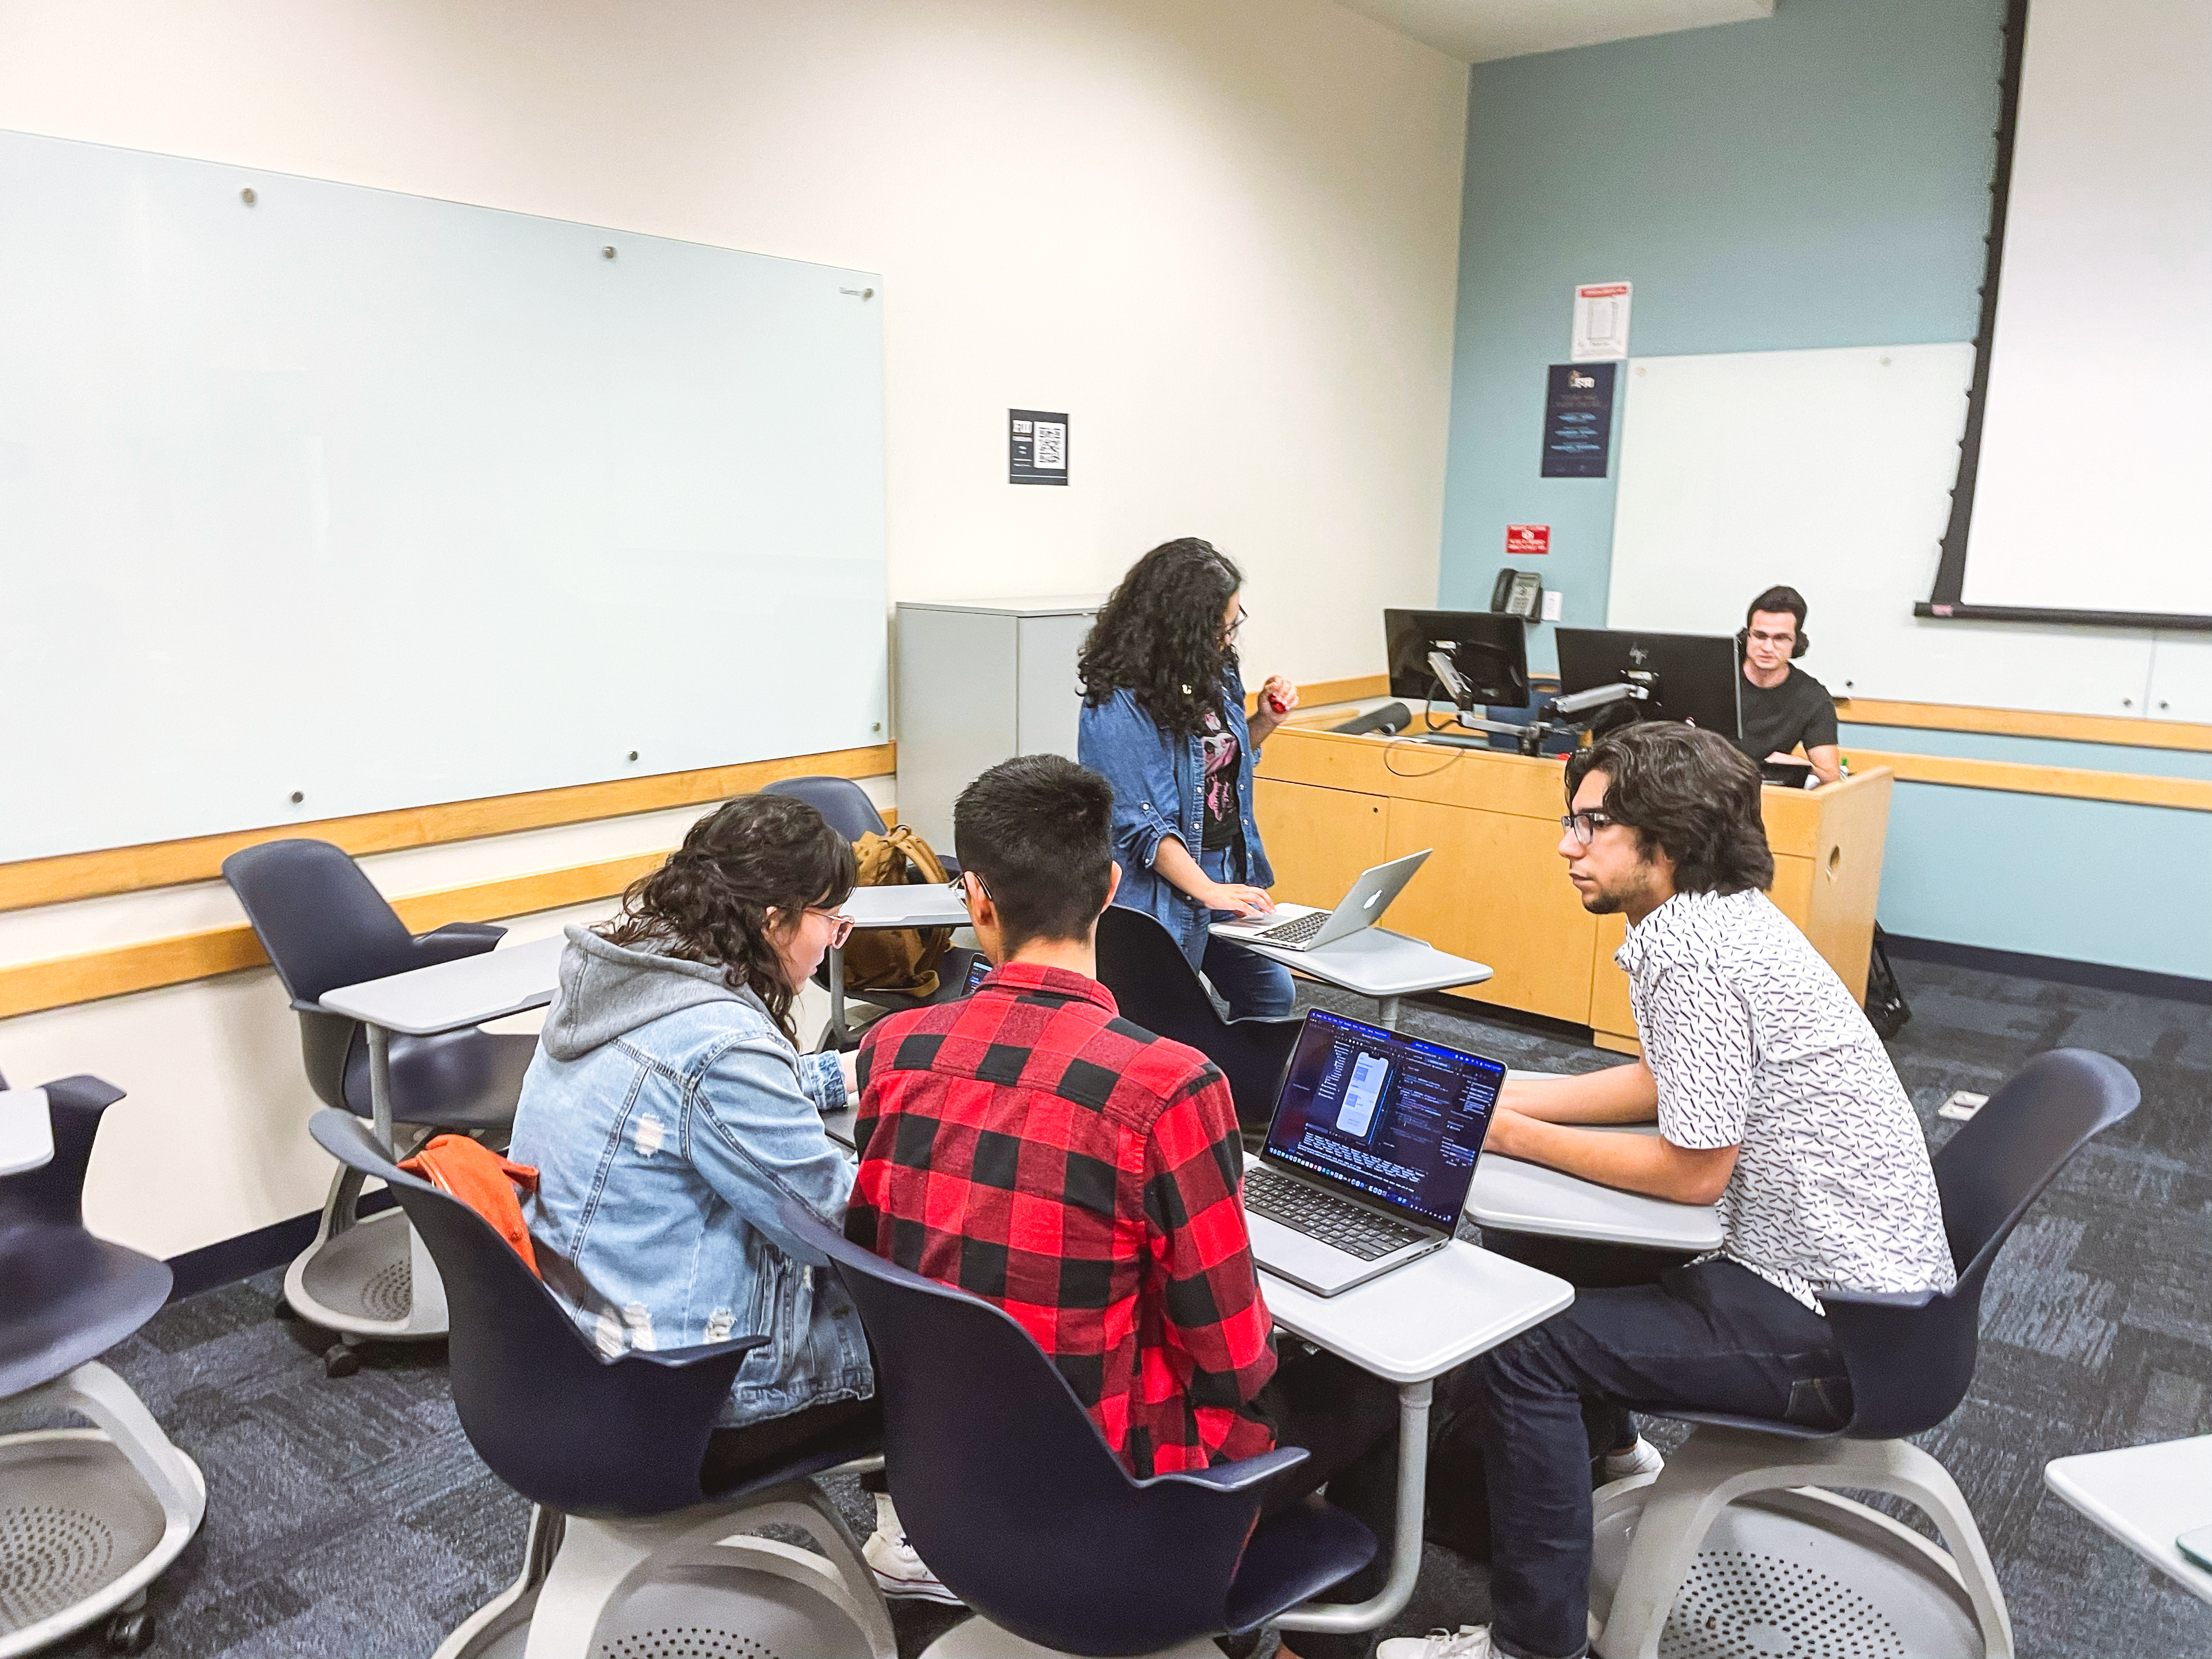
[1381,723,1955,1659]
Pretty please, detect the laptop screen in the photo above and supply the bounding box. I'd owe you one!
[1264,1008,1503,1229]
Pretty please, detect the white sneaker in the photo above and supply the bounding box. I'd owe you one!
[862,1523,964,1606]
[1375,1627,1499,1659]
[1600,1435,1665,1481]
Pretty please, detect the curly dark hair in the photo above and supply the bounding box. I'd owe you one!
[599,793,856,1041]
[1565,723,1774,896]
[1077,538,1244,738]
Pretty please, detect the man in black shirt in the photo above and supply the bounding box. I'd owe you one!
[1736,585,1840,785]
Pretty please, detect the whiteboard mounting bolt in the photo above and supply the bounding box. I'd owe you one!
[872,722,882,732]
[627,750,639,762]
[290,791,303,804]
[240,188,257,206]
[602,245,617,259]
[2123,698,2132,708]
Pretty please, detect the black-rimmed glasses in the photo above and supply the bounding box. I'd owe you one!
[1560,809,1620,847]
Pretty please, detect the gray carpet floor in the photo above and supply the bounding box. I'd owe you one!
[13,955,2210,1657]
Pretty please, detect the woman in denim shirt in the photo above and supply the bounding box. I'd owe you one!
[1076,538,1302,1019]
[508,794,879,1481]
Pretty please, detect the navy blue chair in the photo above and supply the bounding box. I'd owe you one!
[309,1110,896,1659]
[759,777,979,1049]
[0,1074,204,1656]
[223,838,537,1372]
[1596,1048,2140,1659]
[1096,905,1301,1133]
[782,1199,1376,1657]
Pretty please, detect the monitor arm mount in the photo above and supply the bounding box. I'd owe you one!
[1423,650,1557,758]
[1543,674,1653,735]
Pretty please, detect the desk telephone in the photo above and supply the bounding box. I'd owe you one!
[1491,568,1543,621]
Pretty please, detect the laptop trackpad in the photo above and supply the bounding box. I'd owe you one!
[1248,1211,1359,1297]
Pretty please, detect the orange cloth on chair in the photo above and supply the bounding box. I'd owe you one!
[398,1136,542,1277]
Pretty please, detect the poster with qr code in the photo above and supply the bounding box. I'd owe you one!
[1008,407,1069,485]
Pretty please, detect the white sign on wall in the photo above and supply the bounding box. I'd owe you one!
[1571,281,1633,362]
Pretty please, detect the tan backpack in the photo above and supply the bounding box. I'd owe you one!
[843,825,954,995]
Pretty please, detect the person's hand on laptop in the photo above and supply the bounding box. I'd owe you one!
[1204,881,1277,919]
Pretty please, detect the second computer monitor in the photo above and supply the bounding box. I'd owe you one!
[1384,608,1530,711]
[1554,627,1742,741]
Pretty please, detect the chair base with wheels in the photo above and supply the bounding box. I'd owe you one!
[435,1465,895,1659]
[1589,1429,2009,1659]
[0,1362,207,1659]
[283,1156,453,1376]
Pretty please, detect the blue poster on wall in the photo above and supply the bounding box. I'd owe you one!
[1540,362,1616,478]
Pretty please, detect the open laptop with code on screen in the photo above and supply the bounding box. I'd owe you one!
[1244,1007,1503,1296]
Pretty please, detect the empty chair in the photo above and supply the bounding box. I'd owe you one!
[1096,905,1301,1131]
[309,1110,895,1659]
[784,1198,1376,1658]
[223,838,537,1373]
[0,1074,205,1658]
[1592,1048,2141,1659]
[759,776,978,1047]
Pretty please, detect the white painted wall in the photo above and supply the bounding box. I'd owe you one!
[0,0,1468,1258]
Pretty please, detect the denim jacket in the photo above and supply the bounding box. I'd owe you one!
[1077,662,1274,968]
[507,926,873,1427]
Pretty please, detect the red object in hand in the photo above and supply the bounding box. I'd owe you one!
[1265,691,1288,714]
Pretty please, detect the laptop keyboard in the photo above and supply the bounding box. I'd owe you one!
[1244,1165,1429,1261]
[1250,910,1329,946]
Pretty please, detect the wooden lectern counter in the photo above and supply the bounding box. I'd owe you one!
[1251,724,1893,1054]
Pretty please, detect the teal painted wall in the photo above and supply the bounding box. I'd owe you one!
[1440,0,2210,981]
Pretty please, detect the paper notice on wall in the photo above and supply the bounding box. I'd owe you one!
[1571,281,1632,362]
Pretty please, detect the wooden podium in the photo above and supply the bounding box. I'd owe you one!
[1252,723,1893,1053]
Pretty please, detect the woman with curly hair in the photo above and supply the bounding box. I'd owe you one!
[506,793,882,1477]
[1077,537,1301,1018]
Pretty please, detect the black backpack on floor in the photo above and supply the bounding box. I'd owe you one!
[1864,924,1910,1040]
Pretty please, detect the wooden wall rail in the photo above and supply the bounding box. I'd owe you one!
[1836,698,2212,753]
[1,744,895,913]
[1845,749,2212,812]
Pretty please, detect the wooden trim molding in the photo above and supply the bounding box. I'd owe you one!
[1836,698,2212,753]
[0,744,895,914]
[0,851,672,1022]
[1847,748,2212,812]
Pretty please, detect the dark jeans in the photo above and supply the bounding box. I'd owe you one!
[1446,1255,1850,1659]
[1257,1342,1404,1659]
[700,1394,886,1497]
[1197,843,1296,1019]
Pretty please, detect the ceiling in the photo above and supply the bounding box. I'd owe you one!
[1336,0,1775,65]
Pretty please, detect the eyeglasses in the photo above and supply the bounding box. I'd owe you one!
[1560,809,1621,847]
[946,871,990,906]
[1746,627,1796,646]
[808,907,855,947]
[1221,608,1249,643]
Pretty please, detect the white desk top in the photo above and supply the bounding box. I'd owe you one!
[2045,1436,2212,1606]
[0,1087,54,1178]
[1467,1125,1724,1252]
[1261,1239,1571,1384]
[320,934,566,1035]
[1221,927,1492,1000]
[845,885,969,929]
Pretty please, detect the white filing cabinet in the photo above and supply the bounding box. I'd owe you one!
[896,596,1103,847]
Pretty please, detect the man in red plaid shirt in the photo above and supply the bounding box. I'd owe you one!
[848,755,1400,1659]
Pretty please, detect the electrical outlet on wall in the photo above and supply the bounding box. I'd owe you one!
[1541,589,1563,623]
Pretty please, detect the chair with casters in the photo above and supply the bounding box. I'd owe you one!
[0,1073,205,1658]
[222,838,537,1375]
[1095,905,1301,1133]
[781,1198,1378,1659]
[1589,1047,2141,1659]
[307,1109,896,1659]
[758,776,977,1050]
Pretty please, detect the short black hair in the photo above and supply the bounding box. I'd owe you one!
[952,755,1117,951]
[1565,723,1773,896]
[1746,585,1807,633]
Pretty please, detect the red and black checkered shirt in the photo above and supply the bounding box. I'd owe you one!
[847,961,1278,1477]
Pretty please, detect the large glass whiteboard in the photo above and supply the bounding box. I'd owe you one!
[0,128,887,863]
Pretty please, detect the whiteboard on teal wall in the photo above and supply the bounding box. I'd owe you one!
[1605,343,2211,723]
[0,128,887,864]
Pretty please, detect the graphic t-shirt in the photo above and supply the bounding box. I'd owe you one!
[1199,708,1243,851]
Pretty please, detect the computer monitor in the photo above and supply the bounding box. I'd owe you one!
[1553,627,1742,741]
[1384,608,1530,711]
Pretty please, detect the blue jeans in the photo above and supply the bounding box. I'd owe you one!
[1451,1257,1850,1659]
[1195,843,1295,1020]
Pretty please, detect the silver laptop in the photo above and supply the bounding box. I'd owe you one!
[1209,848,1430,953]
[1244,1007,1502,1297]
